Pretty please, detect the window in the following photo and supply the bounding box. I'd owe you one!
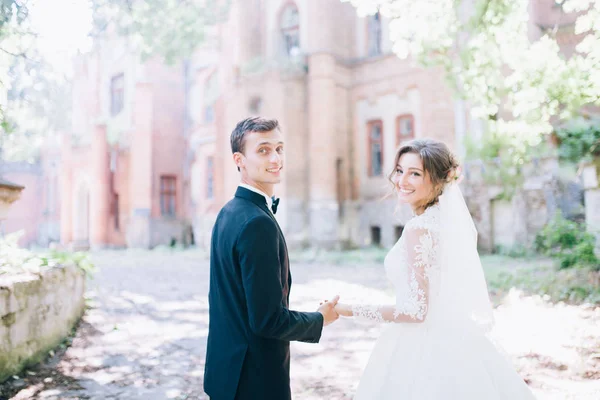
[336,158,344,218]
[204,105,215,123]
[396,114,415,145]
[395,225,404,241]
[46,176,57,214]
[113,194,120,230]
[371,226,382,246]
[206,157,214,200]
[280,4,300,56]
[249,97,262,114]
[160,176,177,216]
[110,73,124,116]
[367,12,382,57]
[367,120,384,176]
[204,72,218,123]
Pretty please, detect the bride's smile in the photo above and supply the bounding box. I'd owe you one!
[392,152,432,212]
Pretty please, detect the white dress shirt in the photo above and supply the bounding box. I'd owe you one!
[239,183,273,212]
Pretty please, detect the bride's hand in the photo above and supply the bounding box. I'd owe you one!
[334,303,353,317]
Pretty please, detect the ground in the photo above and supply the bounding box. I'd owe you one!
[1,249,598,400]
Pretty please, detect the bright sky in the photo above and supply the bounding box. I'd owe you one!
[29,0,93,76]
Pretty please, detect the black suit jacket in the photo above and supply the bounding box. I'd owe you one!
[204,187,324,400]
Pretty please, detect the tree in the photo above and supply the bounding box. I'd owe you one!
[0,0,231,164]
[1,0,33,123]
[90,0,230,65]
[0,0,36,164]
[341,0,600,158]
[0,0,75,164]
[1,50,71,163]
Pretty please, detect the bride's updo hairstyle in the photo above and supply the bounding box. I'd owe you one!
[389,138,459,212]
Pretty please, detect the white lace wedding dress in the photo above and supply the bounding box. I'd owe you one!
[352,201,536,399]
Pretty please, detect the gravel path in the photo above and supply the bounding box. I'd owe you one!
[1,249,598,399]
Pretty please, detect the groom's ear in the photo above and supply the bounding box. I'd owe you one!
[233,152,244,172]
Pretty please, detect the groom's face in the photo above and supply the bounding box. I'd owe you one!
[234,129,285,191]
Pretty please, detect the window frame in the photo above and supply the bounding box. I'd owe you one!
[110,73,125,116]
[396,114,415,145]
[160,175,177,217]
[280,3,300,56]
[367,120,384,177]
[206,156,214,200]
[366,11,382,57]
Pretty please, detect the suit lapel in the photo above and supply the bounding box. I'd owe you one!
[235,186,291,295]
[235,187,284,236]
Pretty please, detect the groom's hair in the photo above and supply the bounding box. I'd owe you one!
[231,117,280,155]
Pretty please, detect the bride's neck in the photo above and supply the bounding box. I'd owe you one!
[412,205,425,216]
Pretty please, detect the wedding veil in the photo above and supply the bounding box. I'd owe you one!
[437,182,495,332]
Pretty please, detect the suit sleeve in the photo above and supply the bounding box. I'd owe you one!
[238,215,324,342]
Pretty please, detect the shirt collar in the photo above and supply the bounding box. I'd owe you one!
[239,183,272,209]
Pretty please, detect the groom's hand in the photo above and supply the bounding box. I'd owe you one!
[317,295,340,326]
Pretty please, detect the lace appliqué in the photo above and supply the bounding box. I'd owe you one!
[407,203,441,232]
[394,230,437,321]
[350,206,440,324]
[414,230,436,278]
[351,304,388,323]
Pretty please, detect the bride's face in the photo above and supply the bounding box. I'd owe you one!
[392,152,433,211]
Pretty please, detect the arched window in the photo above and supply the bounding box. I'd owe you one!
[367,12,382,57]
[280,4,300,57]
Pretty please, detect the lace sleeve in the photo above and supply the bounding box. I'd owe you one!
[351,227,437,323]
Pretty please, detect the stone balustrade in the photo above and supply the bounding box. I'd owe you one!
[0,265,86,382]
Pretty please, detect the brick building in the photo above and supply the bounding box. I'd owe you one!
[59,39,190,249]
[189,0,457,250]
[2,0,587,250]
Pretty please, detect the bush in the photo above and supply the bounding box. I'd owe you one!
[555,118,600,163]
[534,213,599,271]
[0,231,96,276]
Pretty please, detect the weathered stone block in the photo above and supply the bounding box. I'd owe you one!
[0,265,85,383]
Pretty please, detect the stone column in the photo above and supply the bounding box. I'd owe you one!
[89,124,110,248]
[582,161,600,247]
[60,134,73,245]
[126,82,154,248]
[307,53,339,247]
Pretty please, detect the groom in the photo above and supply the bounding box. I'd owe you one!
[204,117,340,400]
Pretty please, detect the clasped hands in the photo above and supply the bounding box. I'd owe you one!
[317,295,352,326]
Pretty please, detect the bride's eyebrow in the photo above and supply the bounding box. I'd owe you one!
[397,165,424,172]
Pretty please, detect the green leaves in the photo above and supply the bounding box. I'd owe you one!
[555,118,600,163]
[0,0,30,29]
[0,231,97,276]
[534,213,599,271]
[91,0,231,64]
[342,0,600,143]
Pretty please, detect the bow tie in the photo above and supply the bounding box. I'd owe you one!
[271,196,280,214]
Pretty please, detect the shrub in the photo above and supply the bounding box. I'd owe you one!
[535,213,599,271]
[0,231,96,276]
[555,118,600,163]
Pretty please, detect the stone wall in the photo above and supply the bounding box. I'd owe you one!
[0,265,86,382]
[582,162,600,247]
[462,157,585,253]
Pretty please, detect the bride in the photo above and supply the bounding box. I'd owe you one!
[334,139,536,399]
